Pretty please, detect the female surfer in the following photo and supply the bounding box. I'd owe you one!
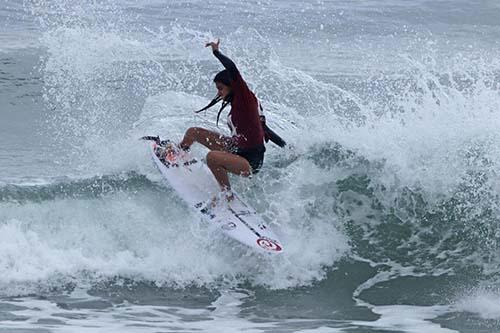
[178,39,266,203]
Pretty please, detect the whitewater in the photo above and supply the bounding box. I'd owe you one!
[1,0,500,332]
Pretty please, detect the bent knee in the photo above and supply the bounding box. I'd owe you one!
[206,151,219,168]
[186,126,202,136]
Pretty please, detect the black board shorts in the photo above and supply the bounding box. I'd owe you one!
[234,144,266,174]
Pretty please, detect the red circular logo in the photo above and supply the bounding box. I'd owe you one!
[257,238,282,252]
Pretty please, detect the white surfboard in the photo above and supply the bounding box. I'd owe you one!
[148,140,284,253]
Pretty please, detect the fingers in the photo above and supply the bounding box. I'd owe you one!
[205,39,221,49]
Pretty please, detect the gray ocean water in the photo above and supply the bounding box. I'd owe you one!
[1,0,500,332]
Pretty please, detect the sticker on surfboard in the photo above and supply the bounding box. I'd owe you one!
[256,237,282,252]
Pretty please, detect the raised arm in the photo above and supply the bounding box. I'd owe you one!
[206,39,238,80]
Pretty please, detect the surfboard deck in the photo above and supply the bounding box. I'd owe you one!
[148,140,283,253]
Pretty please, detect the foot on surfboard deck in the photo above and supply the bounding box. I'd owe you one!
[196,192,235,217]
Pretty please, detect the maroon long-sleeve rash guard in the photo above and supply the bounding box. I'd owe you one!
[213,50,264,150]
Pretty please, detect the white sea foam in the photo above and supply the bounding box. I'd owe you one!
[0,157,349,293]
[354,305,456,333]
[0,290,460,333]
[455,289,500,320]
[0,288,345,333]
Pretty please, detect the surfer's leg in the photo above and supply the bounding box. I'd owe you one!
[206,151,251,194]
[179,127,230,151]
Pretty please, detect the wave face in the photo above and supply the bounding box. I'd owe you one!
[1,0,500,331]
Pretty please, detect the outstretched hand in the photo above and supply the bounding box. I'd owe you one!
[205,39,220,52]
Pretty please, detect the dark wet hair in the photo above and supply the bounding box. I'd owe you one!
[213,69,232,87]
[193,70,233,127]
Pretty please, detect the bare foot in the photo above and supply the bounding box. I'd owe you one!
[226,192,234,202]
[208,190,234,208]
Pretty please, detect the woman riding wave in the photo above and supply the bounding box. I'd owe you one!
[178,39,266,203]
